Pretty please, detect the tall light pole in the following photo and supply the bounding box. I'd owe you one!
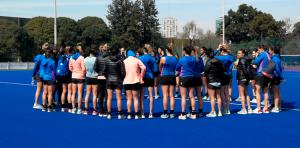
[54,0,57,47]
[222,0,225,44]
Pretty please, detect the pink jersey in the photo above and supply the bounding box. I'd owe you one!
[123,56,146,85]
[69,56,86,79]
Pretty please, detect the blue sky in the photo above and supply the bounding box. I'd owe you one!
[0,0,299,32]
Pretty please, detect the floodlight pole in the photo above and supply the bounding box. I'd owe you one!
[222,0,225,44]
[54,0,57,48]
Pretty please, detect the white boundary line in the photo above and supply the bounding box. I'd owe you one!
[1,81,300,112]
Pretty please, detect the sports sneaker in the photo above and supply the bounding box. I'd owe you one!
[61,108,66,112]
[160,113,169,119]
[41,105,47,112]
[250,99,257,103]
[118,114,125,119]
[83,110,88,115]
[186,113,191,118]
[135,115,139,119]
[169,113,175,119]
[140,113,146,119]
[218,112,223,117]
[33,103,42,109]
[206,112,217,118]
[148,113,154,119]
[253,108,262,114]
[154,95,160,99]
[225,109,231,115]
[237,109,248,115]
[71,108,76,114]
[263,108,270,114]
[235,97,241,102]
[77,109,82,115]
[92,110,98,116]
[271,107,280,113]
[189,114,197,119]
[68,109,72,113]
[178,114,187,120]
[202,96,208,101]
[127,115,132,119]
[247,108,253,114]
[107,114,112,120]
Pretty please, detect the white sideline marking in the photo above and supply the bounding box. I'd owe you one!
[1,81,300,112]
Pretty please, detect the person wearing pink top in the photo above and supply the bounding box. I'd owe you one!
[123,49,146,119]
[69,45,86,114]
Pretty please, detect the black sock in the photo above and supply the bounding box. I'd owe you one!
[118,111,122,115]
[192,110,196,115]
[198,109,203,113]
[163,110,168,114]
[170,110,174,114]
[189,106,192,112]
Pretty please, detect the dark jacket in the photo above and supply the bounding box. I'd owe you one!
[204,58,225,83]
[103,55,126,82]
[94,52,110,77]
[236,57,249,81]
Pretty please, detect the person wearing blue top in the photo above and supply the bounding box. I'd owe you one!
[153,47,164,99]
[214,47,234,115]
[83,48,98,115]
[138,44,158,118]
[40,49,57,112]
[159,47,177,119]
[56,46,73,112]
[269,47,283,113]
[175,46,197,120]
[252,45,271,114]
[193,46,205,116]
[32,48,46,109]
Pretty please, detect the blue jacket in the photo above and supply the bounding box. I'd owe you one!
[176,56,196,77]
[272,54,283,79]
[252,51,269,76]
[40,57,56,81]
[139,54,158,78]
[56,54,71,76]
[161,56,177,76]
[32,54,44,77]
[194,56,205,77]
[215,54,234,75]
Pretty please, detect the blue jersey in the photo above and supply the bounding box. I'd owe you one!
[252,51,269,76]
[271,54,283,79]
[32,54,44,77]
[161,56,177,76]
[40,57,56,81]
[176,56,196,77]
[139,54,158,78]
[194,56,205,77]
[215,54,234,75]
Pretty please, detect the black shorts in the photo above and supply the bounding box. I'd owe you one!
[86,77,98,85]
[194,77,202,87]
[180,77,195,88]
[238,80,249,86]
[72,78,85,84]
[207,82,221,90]
[34,75,43,82]
[106,81,122,90]
[154,72,160,77]
[255,76,271,88]
[221,75,231,86]
[43,80,56,85]
[56,75,72,84]
[271,77,281,85]
[160,76,176,85]
[124,83,141,91]
[142,78,154,87]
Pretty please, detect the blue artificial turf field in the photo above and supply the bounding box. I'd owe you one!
[0,70,299,148]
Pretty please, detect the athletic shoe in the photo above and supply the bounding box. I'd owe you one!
[47,108,51,113]
[140,113,146,119]
[178,114,187,120]
[194,96,198,99]
[263,109,270,114]
[247,108,253,114]
[83,110,88,115]
[271,107,280,113]
[237,109,248,115]
[118,114,125,119]
[218,112,223,117]
[61,108,66,112]
[148,113,154,119]
[235,97,241,102]
[92,110,98,116]
[71,108,76,114]
[107,114,112,120]
[224,109,231,115]
[250,99,257,103]
[41,105,47,112]
[253,108,262,114]
[135,115,139,120]
[98,113,104,117]
[68,109,72,113]
[189,114,197,119]
[202,96,209,101]
[160,113,169,119]
[77,109,82,115]
[206,112,217,118]
[169,113,175,119]
[154,95,160,99]
[186,113,191,118]
[175,93,181,98]
[127,115,132,120]
[33,103,42,109]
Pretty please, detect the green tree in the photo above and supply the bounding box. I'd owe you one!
[57,17,78,46]
[77,16,111,47]
[0,19,18,61]
[292,22,300,37]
